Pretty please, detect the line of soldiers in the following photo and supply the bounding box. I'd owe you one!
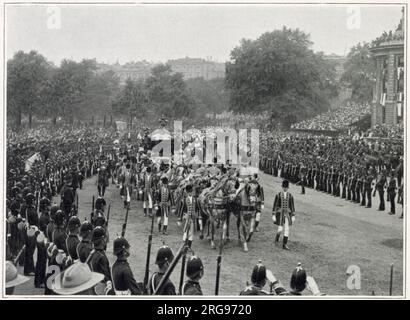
[260,133,404,218]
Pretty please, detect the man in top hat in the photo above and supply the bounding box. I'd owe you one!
[111,237,143,295]
[240,260,271,295]
[148,245,176,295]
[156,176,173,235]
[272,179,296,250]
[77,220,94,263]
[182,256,204,295]
[51,262,104,295]
[5,261,30,295]
[66,216,81,261]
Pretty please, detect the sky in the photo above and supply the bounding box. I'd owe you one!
[5,3,404,65]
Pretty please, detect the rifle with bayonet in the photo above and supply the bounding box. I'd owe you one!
[143,204,156,294]
[121,204,130,238]
[215,225,225,295]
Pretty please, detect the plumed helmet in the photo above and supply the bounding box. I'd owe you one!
[251,260,267,286]
[50,205,60,221]
[186,256,204,279]
[80,220,93,237]
[113,237,130,255]
[67,215,81,231]
[290,263,307,293]
[54,210,65,226]
[91,226,106,242]
[25,193,35,204]
[155,245,174,265]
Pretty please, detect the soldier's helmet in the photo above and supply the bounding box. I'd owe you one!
[161,176,169,184]
[50,205,60,221]
[186,256,204,279]
[25,193,36,205]
[113,237,130,255]
[91,226,106,242]
[67,215,81,232]
[11,186,20,197]
[155,245,174,265]
[185,184,193,193]
[80,220,93,237]
[290,263,307,293]
[54,210,65,226]
[251,260,267,286]
[282,179,289,189]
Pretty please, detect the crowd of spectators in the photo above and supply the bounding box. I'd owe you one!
[290,102,371,132]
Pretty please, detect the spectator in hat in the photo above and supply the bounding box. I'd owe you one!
[51,262,104,295]
[5,261,30,295]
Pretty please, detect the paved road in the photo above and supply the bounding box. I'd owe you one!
[12,171,404,296]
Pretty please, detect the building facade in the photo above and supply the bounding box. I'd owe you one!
[370,13,404,127]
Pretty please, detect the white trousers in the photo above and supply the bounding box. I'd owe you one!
[277,217,290,237]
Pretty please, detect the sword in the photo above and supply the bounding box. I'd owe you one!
[215,222,225,295]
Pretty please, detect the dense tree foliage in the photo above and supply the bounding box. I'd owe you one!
[340,42,376,103]
[225,27,338,127]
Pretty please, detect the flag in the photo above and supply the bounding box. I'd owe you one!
[25,153,41,172]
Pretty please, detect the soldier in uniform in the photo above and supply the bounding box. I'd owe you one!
[364,170,373,208]
[156,176,173,235]
[142,166,155,216]
[272,180,296,250]
[180,184,202,249]
[119,162,134,209]
[60,175,75,221]
[252,174,264,232]
[239,260,270,295]
[148,245,176,295]
[87,226,112,289]
[375,171,387,211]
[95,195,107,213]
[66,216,81,261]
[398,181,404,219]
[111,237,143,295]
[77,220,93,263]
[96,161,109,197]
[182,255,204,295]
[387,171,397,215]
[23,193,39,276]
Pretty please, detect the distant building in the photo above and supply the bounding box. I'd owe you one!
[369,9,404,127]
[166,57,225,80]
[97,57,226,85]
[323,54,347,81]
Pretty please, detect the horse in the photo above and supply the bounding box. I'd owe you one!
[235,179,261,252]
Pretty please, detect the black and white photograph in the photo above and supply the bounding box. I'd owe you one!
[0,0,407,301]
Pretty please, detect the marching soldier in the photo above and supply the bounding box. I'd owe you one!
[272,180,296,250]
[96,161,109,197]
[148,245,177,295]
[142,166,155,216]
[364,170,373,208]
[119,162,134,209]
[77,220,93,263]
[111,237,143,295]
[156,176,173,235]
[60,175,75,220]
[398,181,404,219]
[180,184,202,248]
[182,255,204,295]
[252,174,264,232]
[23,193,39,276]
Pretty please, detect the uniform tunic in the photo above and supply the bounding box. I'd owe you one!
[112,258,143,295]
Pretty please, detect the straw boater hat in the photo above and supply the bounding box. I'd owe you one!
[52,262,104,295]
[6,261,30,288]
